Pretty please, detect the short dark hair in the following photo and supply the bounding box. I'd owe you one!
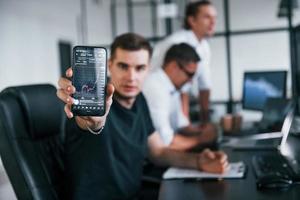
[183,0,212,30]
[163,43,200,68]
[110,33,152,59]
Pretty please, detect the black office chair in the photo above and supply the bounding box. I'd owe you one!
[0,84,66,199]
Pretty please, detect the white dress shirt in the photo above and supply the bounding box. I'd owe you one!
[143,69,189,145]
[151,29,211,97]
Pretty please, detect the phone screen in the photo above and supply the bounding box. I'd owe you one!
[72,46,107,116]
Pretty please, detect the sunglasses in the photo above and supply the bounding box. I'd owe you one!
[177,62,196,78]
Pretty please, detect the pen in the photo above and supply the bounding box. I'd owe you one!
[183,178,224,182]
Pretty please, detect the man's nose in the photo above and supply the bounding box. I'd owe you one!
[126,68,136,80]
[211,18,216,26]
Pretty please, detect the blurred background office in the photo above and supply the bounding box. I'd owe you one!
[2,0,300,118]
[1,0,300,199]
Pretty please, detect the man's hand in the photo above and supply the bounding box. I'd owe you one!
[56,67,114,131]
[198,124,217,143]
[197,148,228,173]
[199,89,210,124]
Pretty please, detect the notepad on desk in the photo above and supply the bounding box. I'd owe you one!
[163,162,246,180]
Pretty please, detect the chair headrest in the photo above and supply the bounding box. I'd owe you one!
[3,84,64,140]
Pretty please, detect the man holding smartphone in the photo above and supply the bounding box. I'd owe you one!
[57,33,228,199]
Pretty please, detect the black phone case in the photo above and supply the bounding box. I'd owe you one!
[71,46,107,116]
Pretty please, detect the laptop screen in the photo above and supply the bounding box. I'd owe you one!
[260,98,291,132]
[279,108,294,151]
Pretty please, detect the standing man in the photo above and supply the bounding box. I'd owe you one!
[57,33,227,199]
[143,43,216,150]
[151,0,217,124]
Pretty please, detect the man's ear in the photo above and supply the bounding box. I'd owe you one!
[187,16,195,29]
[164,60,178,71]
[108,58,112,71]
[170,60,179,69]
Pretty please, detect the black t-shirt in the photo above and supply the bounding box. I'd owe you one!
[64,93,155,200]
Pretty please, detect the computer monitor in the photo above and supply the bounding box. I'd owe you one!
[242,71,287,111]
[293,25,300,116]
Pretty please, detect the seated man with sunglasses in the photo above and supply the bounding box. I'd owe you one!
[143,43,217,151]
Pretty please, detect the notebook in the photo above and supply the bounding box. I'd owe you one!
[163,162,246,180]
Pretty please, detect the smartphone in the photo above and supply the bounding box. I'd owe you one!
[71,46,107,116]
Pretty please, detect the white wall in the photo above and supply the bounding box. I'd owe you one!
[0,0,112,91]
[231,32,291,100]
[209,0,292,120]
[229,0,288,30]
[209,0,291,102]
[86,0,112,45]
[0,0,294,107]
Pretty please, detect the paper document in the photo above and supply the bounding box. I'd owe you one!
[163,162,246,179]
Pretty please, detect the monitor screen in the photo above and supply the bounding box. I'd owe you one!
[293,25,300,115]
[242,71,287,111]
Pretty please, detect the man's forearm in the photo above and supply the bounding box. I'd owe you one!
[168,133,201,151]
[147,133,226,173]
[75,117,88,130]
[75,117,104,131]
[179,124,203,136]
[149,147,198,170]
[169,125,217,151]
[199,90,210,123]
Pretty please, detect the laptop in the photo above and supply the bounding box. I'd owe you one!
[231,98,291,136]
[251,109,300,186]
[222,107,294,150]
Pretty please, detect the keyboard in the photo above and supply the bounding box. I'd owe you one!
[252,154,297,180]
